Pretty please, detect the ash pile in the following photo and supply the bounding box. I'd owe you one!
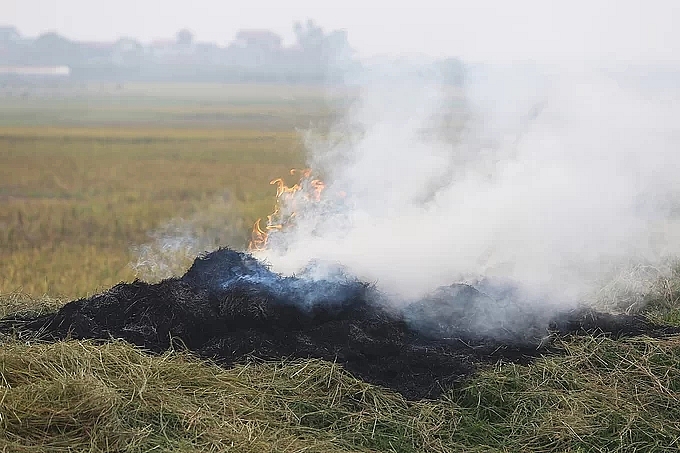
[2,248,677,399]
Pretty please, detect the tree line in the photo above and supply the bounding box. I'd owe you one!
[0,21,463,85]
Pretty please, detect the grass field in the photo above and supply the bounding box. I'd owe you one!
[0,83,327,297]
[1,82,680,452]
[0,126,308,297]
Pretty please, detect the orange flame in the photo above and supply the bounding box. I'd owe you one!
[248,169,326,252]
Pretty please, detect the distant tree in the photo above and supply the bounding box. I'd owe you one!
[292,20,354,70]
[176,29,194,46]
[0,26,21,42]
[112,38,144,66]
[226,30,283,68]
[434,58,465,85]
[324,29,353,66]
[29,32,81,65]
[0,26,22,63]
[293,20,324,56]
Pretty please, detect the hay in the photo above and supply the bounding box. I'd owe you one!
[1,248,678,400]
[1,336,680,452]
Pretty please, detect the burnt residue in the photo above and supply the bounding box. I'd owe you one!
[2,248,678,400]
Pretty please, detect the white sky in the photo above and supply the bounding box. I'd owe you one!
[4,0,679,64]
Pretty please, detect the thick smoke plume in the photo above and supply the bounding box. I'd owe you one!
[257,63,680,319]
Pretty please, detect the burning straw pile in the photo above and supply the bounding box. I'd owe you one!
[2,247,678,400]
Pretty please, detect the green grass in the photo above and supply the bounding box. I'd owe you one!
[2,83,680,452]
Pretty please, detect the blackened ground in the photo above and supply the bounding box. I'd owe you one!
[2,248,679,400]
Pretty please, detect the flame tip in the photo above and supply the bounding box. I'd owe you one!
[249,167,327,253]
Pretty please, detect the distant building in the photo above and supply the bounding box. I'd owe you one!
[80,41,115,51]
[0,66,71,76]
[194,42,221,65]
[111,38,144,65]
[79,41,115,64]
[150,39,178,60]
[233,30,282,52]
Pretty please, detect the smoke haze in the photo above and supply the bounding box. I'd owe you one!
[257,62,680,313]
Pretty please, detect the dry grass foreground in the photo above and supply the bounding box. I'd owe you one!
[0,332,678,452]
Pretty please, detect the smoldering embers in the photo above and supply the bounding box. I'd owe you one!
[3,248,676,400]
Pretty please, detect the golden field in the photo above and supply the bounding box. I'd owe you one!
[0,84,326,298]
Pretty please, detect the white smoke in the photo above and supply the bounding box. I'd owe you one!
[132,192,246,281]
[257,62,680,311]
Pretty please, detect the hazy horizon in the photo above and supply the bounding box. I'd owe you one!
[5,0,679,66]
